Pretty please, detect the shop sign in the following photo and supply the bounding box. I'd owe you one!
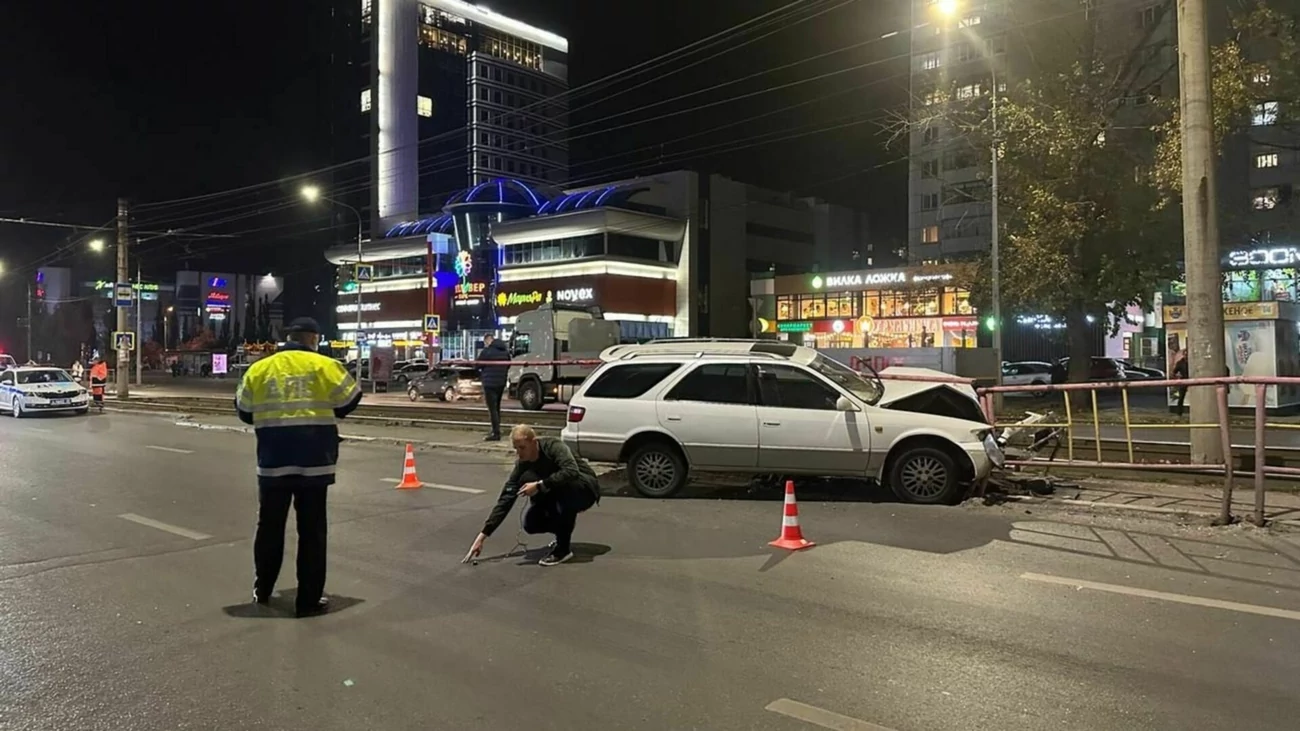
[497,289,548,307]
[96,280,161,292]
[1225,301,1279,321]
[820,271,908,288]
[1226,246,1300,269]
[453,281,487,305]
[777,321,812,333]
[941,317,979,331]
[555,287,595,303]
[336,302,382,313]
[872,317,942,335]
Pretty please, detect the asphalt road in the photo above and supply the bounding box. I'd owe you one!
[5,412,1300,730]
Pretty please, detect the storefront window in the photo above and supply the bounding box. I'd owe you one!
[942,287,973,314]
[825,293,858,318]
[910,288,941,316]
[776,297,794,320]
[798,294,826,319]
[864,292,881,318]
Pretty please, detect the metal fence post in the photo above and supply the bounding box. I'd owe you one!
[1253,382,1267,526]
[1214,383,1235,525]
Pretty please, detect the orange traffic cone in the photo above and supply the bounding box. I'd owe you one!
[395,443,423,490]
[769,480,814,551]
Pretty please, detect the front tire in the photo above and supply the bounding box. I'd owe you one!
[408,388,420,402]
[518,379,543,411]
[888,446,961,505]
[12,397,24,419]
[627,441,688,498]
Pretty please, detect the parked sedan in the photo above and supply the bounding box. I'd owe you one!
[392,362,430,385]
[407,366,483,402]
[1001,361,1054,387]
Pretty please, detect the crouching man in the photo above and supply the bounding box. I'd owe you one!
[463,425,600,566]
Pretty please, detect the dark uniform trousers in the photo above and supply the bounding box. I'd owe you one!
[518,470,598,555]
[254,477,329,610]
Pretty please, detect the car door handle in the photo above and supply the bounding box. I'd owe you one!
[762,421,781,427]
[665,415,682,421]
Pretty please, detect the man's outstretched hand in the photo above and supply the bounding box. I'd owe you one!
[462,532,487,563]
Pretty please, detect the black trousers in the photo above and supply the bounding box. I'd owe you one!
[254,481,328,610]
[520,471,598,555]
[484,386,505,437]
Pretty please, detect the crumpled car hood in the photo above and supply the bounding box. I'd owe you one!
[877,366,982,407]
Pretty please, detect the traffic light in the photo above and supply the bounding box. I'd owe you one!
[336,264,356,293]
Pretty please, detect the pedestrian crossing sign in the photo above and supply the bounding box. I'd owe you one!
[354,263,374,282]
[113,331,135,352]
[423,314,440,334]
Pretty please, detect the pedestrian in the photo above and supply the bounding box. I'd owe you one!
[476,333,510,442]
[89,357,108,411]
[235,317,362,617]
[1171,350,1189,416]
[462,425,600,567]
[70,359,84,382]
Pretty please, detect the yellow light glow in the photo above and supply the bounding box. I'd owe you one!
[934,0,960,17]
[301,185,322,202]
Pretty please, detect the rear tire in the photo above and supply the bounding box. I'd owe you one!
[518,379,543,411]
[408,388,420,402]
[888,446,961,505]
[627,441,688,498]
[443,386,456,402]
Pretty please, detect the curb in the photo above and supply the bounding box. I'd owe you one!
[998,493,1300,529]
[170,419,514,456]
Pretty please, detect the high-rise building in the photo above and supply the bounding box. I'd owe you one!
[905,0,1176,265]
[338,0,569,237]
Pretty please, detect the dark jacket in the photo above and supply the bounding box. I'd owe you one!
[482,437,599,536]
[476,339,511,390]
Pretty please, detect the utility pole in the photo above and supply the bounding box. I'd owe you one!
[25,280,32,362]
[1176,0,1226,463]
[989,62,1002,385]
[116,198,131,399]
[135,256,143,386]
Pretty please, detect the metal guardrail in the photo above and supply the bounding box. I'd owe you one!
[974,375,1300,527]
[107,396,568,431]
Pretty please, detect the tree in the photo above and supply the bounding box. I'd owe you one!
[889,0,1297,383]
[242,295,256,344]
[218,315,232,348]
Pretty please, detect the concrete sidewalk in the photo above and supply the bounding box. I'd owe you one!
[1024,476,1300,525]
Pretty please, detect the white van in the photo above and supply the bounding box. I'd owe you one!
[561,340,1001,504]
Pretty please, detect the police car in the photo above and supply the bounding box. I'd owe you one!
[0,367,91,417]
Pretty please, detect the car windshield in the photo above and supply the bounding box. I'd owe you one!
[19,369,73,384]
[807,354,881,404]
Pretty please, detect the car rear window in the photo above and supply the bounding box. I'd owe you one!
[584,363,681,399]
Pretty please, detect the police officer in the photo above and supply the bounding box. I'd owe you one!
[236,317,361,617]
[462,425,600,566]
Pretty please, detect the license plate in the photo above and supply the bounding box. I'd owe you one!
[51,399,69,406]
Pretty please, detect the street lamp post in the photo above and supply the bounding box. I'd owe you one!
[303,185,364,357]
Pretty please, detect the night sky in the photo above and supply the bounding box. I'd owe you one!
[0,0,908,348]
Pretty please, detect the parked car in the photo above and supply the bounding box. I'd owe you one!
[1001,361,1053,390]
[0,354,15,371]
[408,366,483,402]
[1,367,91,417]
[1058,356,1130,381]
[1116,359,1164,379]
[393,362,430,385]
[562,340,1001,504]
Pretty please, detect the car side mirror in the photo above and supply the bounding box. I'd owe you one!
[835,395,860,412]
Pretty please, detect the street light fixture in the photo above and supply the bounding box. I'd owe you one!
[301,184,364,358]
[88,238,105,253]
[934,0,960,17]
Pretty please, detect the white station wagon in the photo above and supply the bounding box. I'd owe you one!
[0,367,91,417]
[560,340,1002,504]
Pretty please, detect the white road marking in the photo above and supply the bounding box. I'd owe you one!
[379,478,485,494]
[1021,572,1300,622]
[765,699,896,731]
[23,427,53,433]
[118,513,211,541]
[144,445,195,454]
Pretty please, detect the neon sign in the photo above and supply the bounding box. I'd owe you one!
[454,281,487,306]
[1226,246,1300,268]
[555,287,595,303]
[823,272,908,287]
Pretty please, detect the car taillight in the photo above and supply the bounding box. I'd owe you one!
[567,406,586,423]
